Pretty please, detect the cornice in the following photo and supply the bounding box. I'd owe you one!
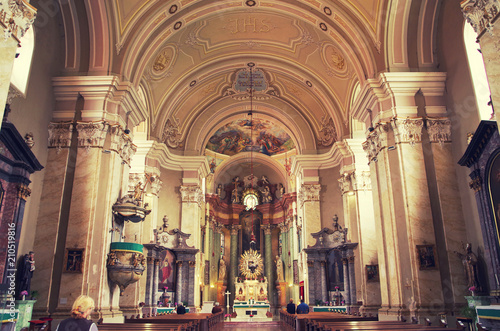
[147,141,209,177]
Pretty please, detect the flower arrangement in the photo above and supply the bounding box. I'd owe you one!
[468,286,477,292]
[20,290,28,300]
[266,311,273,318]
[139,302,145,307]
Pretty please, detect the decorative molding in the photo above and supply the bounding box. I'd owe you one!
[17,183,31,200]
[180,185,204,207]
[230,225,241,236]
[7,85,22,104]
[48,121,73,153]
[109,124,137,165]
[0,0,37,42]
[362,123,389,162]
[427,118,451,146]
[461,0,500,35]
[469,169,482,192]
[298,184,321,206]
[317,115,337,147]
[214,221,224,234]
[357,171,372,191]
[75,121,108,151]
[262,223,272,235]
[338,171,355,195]
[162,117,184,149]
[392,117,424,146]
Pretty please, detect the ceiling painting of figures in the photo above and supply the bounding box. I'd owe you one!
[206,118,295,156]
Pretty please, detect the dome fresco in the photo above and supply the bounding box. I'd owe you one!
[206,118,295,156]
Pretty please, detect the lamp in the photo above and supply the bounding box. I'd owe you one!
[248,62,257,248]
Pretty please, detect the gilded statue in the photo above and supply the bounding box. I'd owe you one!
[219,257,227,281]
[276,255,284,282]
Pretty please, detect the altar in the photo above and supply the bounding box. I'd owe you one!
[232,272,272,321]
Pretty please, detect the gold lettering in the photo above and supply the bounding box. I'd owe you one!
[243,17,257,32]
[228,18,239,34]
[259,19,271,32]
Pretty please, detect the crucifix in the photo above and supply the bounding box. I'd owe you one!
[225,291,231,314]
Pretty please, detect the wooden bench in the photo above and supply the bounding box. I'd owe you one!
[311,320,463,331]
[99,323,186,331]
[124,312,223,331]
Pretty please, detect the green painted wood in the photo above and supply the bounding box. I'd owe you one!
[110,242,143,253]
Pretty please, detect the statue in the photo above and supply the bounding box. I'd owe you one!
[278,183,285,197]
[276,255,284,282]
[231,187,240,203]
[262,186,272,203]
[18,251,35,298]
[455,243,478,289]
[217,184,223,197]
[133,181,143,201]
[219,257,227,281]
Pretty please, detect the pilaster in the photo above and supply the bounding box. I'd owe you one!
[298,184,321,248]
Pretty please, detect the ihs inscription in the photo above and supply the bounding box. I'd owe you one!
[225,17,274,34]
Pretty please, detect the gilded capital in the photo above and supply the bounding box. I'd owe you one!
[180,185,204,207]
[392,117,424,146]
[461,0,500,35]
[427,118,451,146]
[262,224,272,235]
[298,184,321,206]
[362,123,389,162]
[230,225,241,235]
[48,121,73,153]
[17,183,31,200]
[75,121,108,151]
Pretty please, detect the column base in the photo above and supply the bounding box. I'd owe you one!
[276,282,288,308]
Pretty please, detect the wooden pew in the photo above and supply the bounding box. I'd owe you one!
[125,311,223,331]
[311,320,463,331]
[98,323,186,331]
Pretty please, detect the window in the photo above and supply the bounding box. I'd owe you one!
[10,27,35,95]
[464,23,493,120]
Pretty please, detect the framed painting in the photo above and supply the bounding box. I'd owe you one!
[158,249,176,291]
[416,244,437,270]
[366,265,379,282]
[64,248,84,273]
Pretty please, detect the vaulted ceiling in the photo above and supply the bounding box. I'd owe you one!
[60,0,441,174]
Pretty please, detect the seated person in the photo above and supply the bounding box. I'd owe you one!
[286,299,296,314]
[176,302,186,314]
[296,299,309,314]
[212,302,223,314]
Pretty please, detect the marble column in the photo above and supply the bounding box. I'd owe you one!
[343,258,350,305]
[348,256,357,306]
[263,224,273,305]
[152,259,159,310]
[176,261,183,304]
[228,225,240,306]
[145,257,154,307]
[0,1,36,122]
[319,261,328,303]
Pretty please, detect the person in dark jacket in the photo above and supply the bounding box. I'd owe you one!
[286,299,296,314]
[56,295,98,331]
[177,302,187,314]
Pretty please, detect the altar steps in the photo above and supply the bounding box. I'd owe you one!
[222,321,283,330]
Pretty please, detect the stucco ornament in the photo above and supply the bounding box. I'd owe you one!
[162,117,184,149]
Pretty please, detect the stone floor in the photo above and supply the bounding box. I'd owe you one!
[222,321,283,330]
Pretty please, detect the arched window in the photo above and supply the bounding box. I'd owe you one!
[10,27,35,95]
[464,23,493,120]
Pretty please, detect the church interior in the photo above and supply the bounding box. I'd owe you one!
[2,0,500,329]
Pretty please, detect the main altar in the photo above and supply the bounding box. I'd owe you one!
[232,249,272,321]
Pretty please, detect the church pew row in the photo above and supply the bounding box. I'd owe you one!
[306,320,463,331]
[124,311,224,331]
[279,311,378,331]
[98,323,187,331]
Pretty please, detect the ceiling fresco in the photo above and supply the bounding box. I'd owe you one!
[206,118,295,156]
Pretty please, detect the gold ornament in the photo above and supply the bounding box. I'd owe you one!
[239,249,263,280]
